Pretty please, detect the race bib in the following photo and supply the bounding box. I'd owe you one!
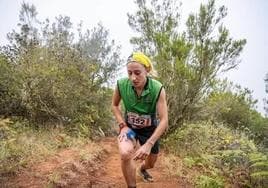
[127,112,151,129]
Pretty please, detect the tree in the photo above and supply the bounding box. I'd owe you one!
[1,2,40,63]
[75,23,122,87]
[202,80,256,127]
[128,0,246,132]
[0,3,122,133]
[195,79,268,147]
[0,54,26,116]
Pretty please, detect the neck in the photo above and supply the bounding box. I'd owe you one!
[135,77,147,95]
[140,77,148,89]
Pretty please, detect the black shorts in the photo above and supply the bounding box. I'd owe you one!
[129,125,160,154]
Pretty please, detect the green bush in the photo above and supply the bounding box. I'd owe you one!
[202,83,268,147]
[1,4,122,135]
[0,55,25,116]
[164,121,262,187]
[214,150,248,169]
[195,175,224,188]
[164,121,256,157]
[249,152,268,187]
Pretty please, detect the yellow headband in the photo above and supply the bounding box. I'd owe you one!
[127,52,152,71]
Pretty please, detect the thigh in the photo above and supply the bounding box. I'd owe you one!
[117,132,137,157]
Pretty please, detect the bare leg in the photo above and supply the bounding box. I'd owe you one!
[118,134,137,187]
[141,153,158,170]
[138,153,158,182]
[121,158,136,186]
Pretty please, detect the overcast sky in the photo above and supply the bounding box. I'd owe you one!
[0,0,267,115]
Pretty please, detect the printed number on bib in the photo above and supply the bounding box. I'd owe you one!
[127,112,151,128]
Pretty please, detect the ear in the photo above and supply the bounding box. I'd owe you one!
[145,67,150,73]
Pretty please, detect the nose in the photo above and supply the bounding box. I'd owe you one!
[130,74,136,81]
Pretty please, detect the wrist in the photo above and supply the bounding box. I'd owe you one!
[118,122,127,131]
[146,140,154,146]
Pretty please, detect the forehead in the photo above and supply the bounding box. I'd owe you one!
[127,61,145,71]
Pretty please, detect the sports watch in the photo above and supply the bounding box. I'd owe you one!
[118,122,126,130]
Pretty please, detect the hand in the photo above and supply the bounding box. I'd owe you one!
[133,142,152,161]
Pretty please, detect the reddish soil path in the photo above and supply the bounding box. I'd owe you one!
[3,137,192,188]
[92,137,190,188]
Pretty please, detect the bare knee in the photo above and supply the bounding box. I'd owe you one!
[120,149,134,161]
[118,138,135,161]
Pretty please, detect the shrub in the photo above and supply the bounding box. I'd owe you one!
[249,152,268,187]
[0,118,87,176]
[164,121,262,187]
[195,175,224,188]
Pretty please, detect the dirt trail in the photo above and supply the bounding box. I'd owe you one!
[98,137,185,188]
[4,137,191,188]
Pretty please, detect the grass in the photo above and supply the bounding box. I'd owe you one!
[0,118,90,176]
[162,153,183,177]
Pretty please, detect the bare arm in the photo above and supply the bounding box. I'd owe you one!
[133,88,168,160]
[111,86,127,129]
[146,88,168,145]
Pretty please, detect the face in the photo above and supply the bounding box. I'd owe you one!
[127,61,148,89]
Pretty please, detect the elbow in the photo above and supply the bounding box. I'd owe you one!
[165,120,169,131]
[111,104,120,115]
[159,118,168,130]
[163,117,168,131]
[111,105,116,114]
[166,120,168,128]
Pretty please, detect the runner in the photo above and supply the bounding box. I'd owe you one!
[111,52,168,188]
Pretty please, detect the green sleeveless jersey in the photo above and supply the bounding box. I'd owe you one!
[117,77,163,116]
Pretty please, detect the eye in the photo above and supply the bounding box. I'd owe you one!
[134,71,141,75]
[128,71,132,76]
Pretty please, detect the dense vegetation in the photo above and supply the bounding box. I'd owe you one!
[0,0,267,187]
[0,3,121,132]
[127,0,268,186]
